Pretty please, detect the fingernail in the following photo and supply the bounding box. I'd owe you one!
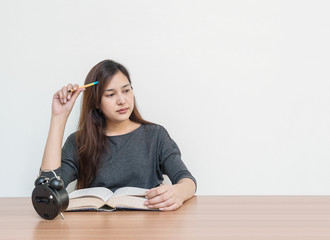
[148,205,153,208]
[68,95,71,100]
[144,201,149,206]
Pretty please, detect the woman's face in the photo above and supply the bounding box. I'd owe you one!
[100,71,134,124]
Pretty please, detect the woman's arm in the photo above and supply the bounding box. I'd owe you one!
[41,115,68,170]
[144,178,196,211]
[41,84,84,170]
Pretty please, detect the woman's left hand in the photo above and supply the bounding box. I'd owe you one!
[144,184,184,211]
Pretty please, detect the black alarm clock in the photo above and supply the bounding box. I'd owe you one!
[31,170,69,220]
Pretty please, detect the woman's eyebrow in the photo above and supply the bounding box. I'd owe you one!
[104,84,131,92]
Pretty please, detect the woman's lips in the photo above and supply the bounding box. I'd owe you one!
[117,108,128,114]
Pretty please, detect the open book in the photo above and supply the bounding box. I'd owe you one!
[66,186,154,211]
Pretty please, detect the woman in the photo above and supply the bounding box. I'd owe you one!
[41,59,196,211]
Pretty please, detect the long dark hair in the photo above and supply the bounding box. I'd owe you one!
[76,60,151,189]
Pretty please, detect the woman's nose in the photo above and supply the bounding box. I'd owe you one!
[116,93,126,105]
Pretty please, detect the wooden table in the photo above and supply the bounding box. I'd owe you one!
[0,196,330,240]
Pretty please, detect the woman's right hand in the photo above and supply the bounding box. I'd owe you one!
[41,83,85,171]
[52,83,85,117]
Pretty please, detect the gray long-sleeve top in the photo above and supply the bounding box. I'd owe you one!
[47,124,196,192]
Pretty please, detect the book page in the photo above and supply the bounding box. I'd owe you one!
[107,195,150,210]
[113,186,149,197]
[69,187,114,202]
[67,197,106,211]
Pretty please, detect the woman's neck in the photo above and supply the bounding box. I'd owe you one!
[105,120,141,136]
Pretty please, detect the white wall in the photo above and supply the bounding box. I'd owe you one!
[0,0,329,197]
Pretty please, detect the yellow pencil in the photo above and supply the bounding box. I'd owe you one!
[68,81,99,93]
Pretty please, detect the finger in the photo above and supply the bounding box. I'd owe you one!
[147,197,174,209]
[72,84,85,101]
[146,186,168,199]
[73,83,79,91]
[67,83,80,95]
[57,89,64,104]
[159,202,180,212]
[145,191,172,205]
[67,84,73,100]
[61,86,68,103]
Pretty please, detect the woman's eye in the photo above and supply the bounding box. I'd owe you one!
[124,89,130,93]
[107,93,115,97]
